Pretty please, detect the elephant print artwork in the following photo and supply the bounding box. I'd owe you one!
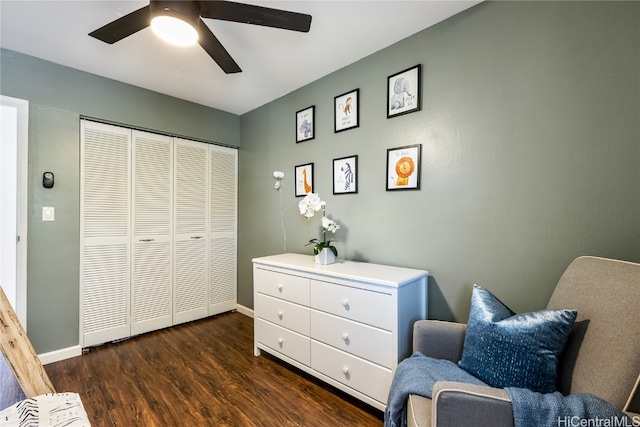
[299,119,312,137]
[390,77,411,110]
[387,65,421,118]
[296,106,315,143]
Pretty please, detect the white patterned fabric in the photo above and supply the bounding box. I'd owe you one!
[0,393,90,427]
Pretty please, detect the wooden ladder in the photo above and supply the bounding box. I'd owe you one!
[0,285,55,397]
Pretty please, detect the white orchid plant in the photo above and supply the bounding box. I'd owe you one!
[298,193,341,257]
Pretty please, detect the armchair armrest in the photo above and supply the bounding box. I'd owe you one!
[413,320,467,362]
[432,381,515,427]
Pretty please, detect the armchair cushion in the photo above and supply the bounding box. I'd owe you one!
[412,320,466,362]
[407,382,514,427]
[432,382,514,427]
[385,352,487,427]
[459,284,577,393]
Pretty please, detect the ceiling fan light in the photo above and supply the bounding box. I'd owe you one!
[151,15,198,47]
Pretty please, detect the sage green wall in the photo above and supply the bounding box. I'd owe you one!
[1,49,240,353]
[1,0,638,354]
[238,1,640,321]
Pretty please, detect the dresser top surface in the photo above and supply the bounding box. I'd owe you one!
[252,253,428,288]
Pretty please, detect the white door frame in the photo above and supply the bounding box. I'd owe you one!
[1,95,29,327]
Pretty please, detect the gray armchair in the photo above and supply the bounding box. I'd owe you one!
[407,256,640,427]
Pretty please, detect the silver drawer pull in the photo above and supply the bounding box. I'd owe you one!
[342,366,350,375]
[277,338,284,346]
[277,310,284,319]
[190,235,204,239]
[341,332,349,341]
[342,298,349,308]
[277,283,283,292]
[139,238,154,242]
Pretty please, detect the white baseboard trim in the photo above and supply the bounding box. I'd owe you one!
[39,345,82,365]
[236,304,254,318]
[39,309,253,365]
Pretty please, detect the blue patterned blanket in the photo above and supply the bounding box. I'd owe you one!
[505,387,633,427]
[384,352,632,427]
[383,352,486,427]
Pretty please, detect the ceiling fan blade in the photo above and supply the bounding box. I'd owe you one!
[199,1,312,33]
[197,18,242,74]
[89,5,151,44]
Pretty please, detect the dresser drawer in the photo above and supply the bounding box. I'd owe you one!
[310,310,394,368]
[255,268,310,305]
[311,340,392,405]
[255,318,310,366]
[310,280,393,330]
[256,293,310,336]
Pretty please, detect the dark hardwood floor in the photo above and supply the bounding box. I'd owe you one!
[3,312,384,426]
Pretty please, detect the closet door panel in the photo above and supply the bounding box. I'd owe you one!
[175,140,208,235]
[132,241,172,333]
[131,131,173,335]
[174,138,209,324]
[210,237,237,313]
[209,145,237,234]
[82,243,129,346]
[174,237,208,323]
[80,121,131,347]
[209,145,237,314]
[81,121,238,345]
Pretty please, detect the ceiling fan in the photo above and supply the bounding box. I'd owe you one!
[89,0,312,74]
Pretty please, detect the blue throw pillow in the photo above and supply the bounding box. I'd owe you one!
[459,284,577,393]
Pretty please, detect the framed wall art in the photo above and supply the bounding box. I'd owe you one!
[333,155,358,195]
[386,144,421,191]
[334,89,359,133]
[294,162,314,196]
[296,106,315,143]
[387,64,421,118]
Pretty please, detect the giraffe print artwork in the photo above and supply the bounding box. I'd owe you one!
[295,163,314,196]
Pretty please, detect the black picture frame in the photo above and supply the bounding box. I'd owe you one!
[294,162,314,196]
[334,89,359,133]
[333,155,358,195]
[387,64,421,119]
[296,106,315,143]
[386,144,421,191]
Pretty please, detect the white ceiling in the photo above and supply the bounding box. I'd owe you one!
[0,0,480,115]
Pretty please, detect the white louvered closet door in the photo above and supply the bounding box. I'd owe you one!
[209,145,237,315]
[131,131,173,335]
[173,138,209,324]
[80,121,131,347]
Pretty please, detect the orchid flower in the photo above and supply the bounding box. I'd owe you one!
[299,193,341,257]
[298,193,323,218]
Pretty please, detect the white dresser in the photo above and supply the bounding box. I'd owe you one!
[252,253,428,410]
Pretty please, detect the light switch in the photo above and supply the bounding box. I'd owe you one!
[42,207,55,221]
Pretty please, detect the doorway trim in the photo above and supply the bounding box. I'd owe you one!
[1,95,29,327]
